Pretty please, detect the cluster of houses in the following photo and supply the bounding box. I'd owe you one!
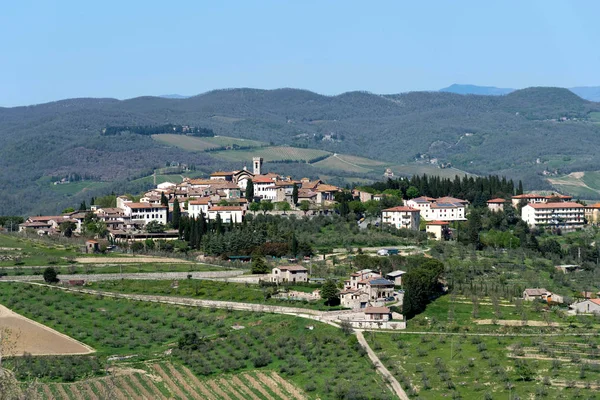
[523,285,600,316]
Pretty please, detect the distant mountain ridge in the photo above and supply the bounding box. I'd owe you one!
[440,84,600,102]
[2,86,600,216]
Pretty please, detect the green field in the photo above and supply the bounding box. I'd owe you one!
[48,180,108,196]
[152,134,265,151]
[0,282,389,399]
[389,164,471,179]
[313,154,385,173]
[548,171,600,199]
[589,111,600,123]
[88,279,343,311]
[211,146,331,163]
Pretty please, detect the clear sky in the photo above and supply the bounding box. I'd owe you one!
[2,0,600,106]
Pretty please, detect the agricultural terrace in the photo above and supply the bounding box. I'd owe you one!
[313,154,386,174]
[32,365,310,400]
[152,134,265,151]
[211,146,330,162]
[88,279,344,311]
[0,283,392,399]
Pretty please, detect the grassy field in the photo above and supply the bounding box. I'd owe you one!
[0,262,224,276]
[211,146,330,163]
[548,171,600,199]
[0,234,82,266]
[0,282,390,399]
[313,155,378,173]
[88,279,342,311]
[390,164,471,179]
[589,111,600,123]
[152,134,266,151]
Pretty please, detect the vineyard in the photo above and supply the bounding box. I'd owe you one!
[313,154,386,173]
[34,363,308,400]
[152,134,265,151]
[211,146,330,163]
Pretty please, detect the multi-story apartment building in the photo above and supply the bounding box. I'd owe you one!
[381,206,421,230]
[521,202,584,230]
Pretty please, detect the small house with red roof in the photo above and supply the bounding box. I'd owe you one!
[425,220,450,240]
[487,198,506,212]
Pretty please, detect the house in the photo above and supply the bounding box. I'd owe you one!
[381,206,420,230]
[405,196,468,222]
[206,206,245,223]
[357,277,395,302]
[352,189,374,203]
[521,202,585,230]
[253,175,277,201]
[340,289,370,308]
[118,199,168,226]
[570,299,600,314]
[85,240,99,253]
[584,202,600,225]
[345,269,377,289]
[487,198,506,212]
[364,307,391,321]
[386,270,406,286]
[426,220,450,240]
[269,265,309,283]
[555,264,581,274]
[188,197,212,219]
[523,288,549,301]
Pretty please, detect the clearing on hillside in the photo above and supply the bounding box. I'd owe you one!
[313,154,386,173]
[548,171,600,199]
[34,363,308,400]
[211,146,330,162]
[0,304,94,356]
[152,134,265,151]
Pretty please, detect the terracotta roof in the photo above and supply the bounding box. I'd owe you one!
[209,206,244,211]
[426,220,449,225]
[528,202,584,209]
[587,203,600,209]
[512,193,548,199]
[28,216,65,222]
[436,196,469,204]
[20,221,51,227]
[410,196,436,203]
[125,202,167,209]
[340,289,361,295]
[277,265,308,272]
[211,171,234,176]
[315,184,340,192]
[188,179,214,185]
[487,198,507,203]
[364,307,390,314]
[189,198,211,205]
[590,299,600,305]
[253,176,276,183]
[382,206,420,213]
[524,288,547,296]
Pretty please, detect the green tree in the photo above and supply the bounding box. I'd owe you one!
[276,201,291,212]
[300,200,311,215]
[260,201,274,215]
[517,180,524,195]
[249,202,260,213]
[160,192,168,207]
[172,199,181,229]
[60,220,77,237]
[251,254,269,274]
[79,200,87,211]
[245,180,254,201]
[61,207,75,214]
[146,221,166,233]
[406,186,419,199]
[321,279,340,306]
[292,183,299,205]
[290,233,299,257]
[43,267,59,283]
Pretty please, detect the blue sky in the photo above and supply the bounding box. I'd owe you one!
[2,0,600,106]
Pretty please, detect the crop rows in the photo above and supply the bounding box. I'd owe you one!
[35,362,307,400]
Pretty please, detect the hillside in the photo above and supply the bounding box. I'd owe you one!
[440,83,600,102]
[2,87,600,215]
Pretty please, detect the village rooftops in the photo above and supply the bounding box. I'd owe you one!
[125,202,167,209]
[277,265,308,272]
[382,206,420,213]
[315,184,340,192]
[410,196,437,203]
[188,179,215,185]
[487,198,507,203]
[512,193,572,200]
[436,196,469,204]
[253,176,276,183]
[524,288,548,296]
[527,202,584,209]
[364,307,391,314]
[211,171,235,177]
[367,278,395,286]
[189,197,212,205]
[586,203,600,209]
[208,206,245,211]
[28,216,67,222]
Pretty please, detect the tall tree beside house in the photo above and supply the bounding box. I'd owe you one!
[245,180,254,202]
[249,202,260,213]
[215,213,224,235]
[402,259,444,319]
[300,200,310,215]
[172,199,181,229]
[79,201,87,211]
[517,180,524,195]
[292,183,299,205]
[60,220,77,237]
[251,253,268,274]
[43,267,59,284]
[321,279,340,306]
[260,201,274,215]
[160,192,168,207]
[290,233,299,257]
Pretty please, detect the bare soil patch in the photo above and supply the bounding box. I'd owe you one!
[0,304,94,355]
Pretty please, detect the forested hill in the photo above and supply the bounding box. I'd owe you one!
[2,86,600,215]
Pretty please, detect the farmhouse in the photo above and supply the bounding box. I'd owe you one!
[570,299,600,314]
[269,265,309,283]
[405,196,468,222]
[364,307,391,321]
[425,220,450,241]
[523,288,549,301]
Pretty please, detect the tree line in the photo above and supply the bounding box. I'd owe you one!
[102,124,214,137]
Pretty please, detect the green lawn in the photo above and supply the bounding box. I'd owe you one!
[47,180,108,196]
[313,155,375,173]
[0,234,82,266]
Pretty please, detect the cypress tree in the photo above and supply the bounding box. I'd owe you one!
[172,199,181,229]
[160,192,168,206]
[292,183,298,205]
[245,180,254,201]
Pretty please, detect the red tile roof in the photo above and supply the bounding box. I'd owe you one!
[253,176,276,183]
[364,307,390,314]
[209,206,244,211]
[426,220,449,225]
[487,198,506,203]
[528,202,584,209]
[189,198,211,205]
[125,202,167,209]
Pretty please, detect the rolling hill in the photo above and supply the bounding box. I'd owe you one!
[2,87,600,215]
[440,83,600,102]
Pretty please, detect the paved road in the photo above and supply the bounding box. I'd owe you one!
[356,330,409,400]
[1,270,247,282]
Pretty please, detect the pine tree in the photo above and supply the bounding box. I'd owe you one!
[517,180,524,195]
[160,192,168,206]
[79,201,87,211]
[172,199,181,229]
